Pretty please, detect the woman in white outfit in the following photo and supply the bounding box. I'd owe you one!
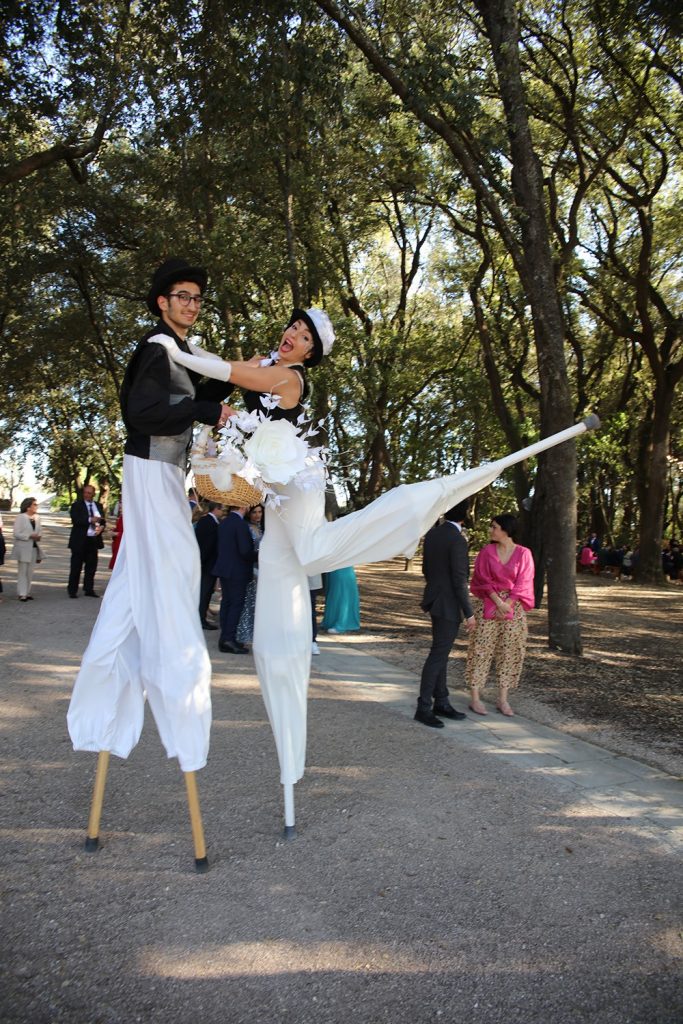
[157,312,598,834]
[156,310,502,808]
[12,497,43,601]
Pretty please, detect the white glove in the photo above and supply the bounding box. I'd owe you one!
[148,333,232,382]
[187,340,226,363]
[148,332,175,351]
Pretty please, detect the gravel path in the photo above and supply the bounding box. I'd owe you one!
[1,516,681,1024]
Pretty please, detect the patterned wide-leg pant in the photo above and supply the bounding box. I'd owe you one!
[465,600,528,696]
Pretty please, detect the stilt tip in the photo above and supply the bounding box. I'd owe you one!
[84,836,100,853]
[282,824,297,840]
[583,413,601,431]
[194,856,210,873]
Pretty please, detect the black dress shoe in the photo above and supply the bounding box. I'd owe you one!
[84,591,99,598]
[433,704,467,720]
[414,707,445,728]
[218,640,248,654]
[201,621,218,630]
[68,592,78,599]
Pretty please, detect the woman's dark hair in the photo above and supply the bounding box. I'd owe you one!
[493,512,518,540]
[20,497,37,514]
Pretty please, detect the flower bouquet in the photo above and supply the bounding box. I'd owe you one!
[191,399,327,508]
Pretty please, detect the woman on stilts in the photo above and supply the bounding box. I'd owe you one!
[154,310,599,836]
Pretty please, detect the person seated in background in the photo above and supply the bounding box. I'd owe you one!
[602,544,623,578]
[663,541,682,582]
[578,542,598,573]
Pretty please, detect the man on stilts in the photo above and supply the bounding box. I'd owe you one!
[67,258,233,870]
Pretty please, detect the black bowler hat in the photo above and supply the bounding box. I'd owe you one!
[146,258,208,316]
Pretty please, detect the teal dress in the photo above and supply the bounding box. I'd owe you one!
[321,566,360,633]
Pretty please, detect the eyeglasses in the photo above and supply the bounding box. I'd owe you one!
[167,291,204,307]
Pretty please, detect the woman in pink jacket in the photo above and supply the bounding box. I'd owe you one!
[466,513,535,717]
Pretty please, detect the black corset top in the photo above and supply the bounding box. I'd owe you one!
[243,364,309,424]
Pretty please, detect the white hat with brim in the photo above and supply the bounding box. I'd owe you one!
[288,307,335,367]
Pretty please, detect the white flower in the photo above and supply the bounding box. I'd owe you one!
[216,445,244,474]
[237,459,263,486]
[259,392,282,412]
[231,410,262,433]
[243,418,310,485]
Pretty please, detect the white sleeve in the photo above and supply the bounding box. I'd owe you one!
[147,334,232,382]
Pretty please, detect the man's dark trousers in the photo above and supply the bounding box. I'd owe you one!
[199,572,217,624]
[195,512,220,624]
[212,511,254,644]
[218,576,250,643]
[417,517,472,713]
[68,538,100,595]
[417,616,460,712]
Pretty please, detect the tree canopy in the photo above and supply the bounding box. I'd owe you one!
[1,0,681,642]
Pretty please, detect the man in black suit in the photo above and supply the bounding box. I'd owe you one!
[415,500,476,728]
[67,484,106,598]
[194,501,224,629]
[213,505,256,654]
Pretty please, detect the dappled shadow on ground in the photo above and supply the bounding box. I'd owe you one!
[2,675,682,1024]
[2,524,682,1024]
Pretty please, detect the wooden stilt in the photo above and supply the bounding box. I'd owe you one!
[85,751,110,852]
[184,771,209,872]
[283,782,296,840]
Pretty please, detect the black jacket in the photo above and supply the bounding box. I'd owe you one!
[120,321,233,460]
[420,521,473,623]
[212,512,256,583]
[194,512,221,572]
[68,499,106,552]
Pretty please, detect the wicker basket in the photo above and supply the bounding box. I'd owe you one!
[191,426,264,507]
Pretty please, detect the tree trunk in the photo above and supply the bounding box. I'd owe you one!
[635,376,674,583]
[315,0,582,650]
[476,0,581,652]
[366,429,391,502]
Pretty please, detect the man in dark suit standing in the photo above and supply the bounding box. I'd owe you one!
[194,501,224,630]
[213,505,255,654]
[415,500,476,728]
[67,484,106,598]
